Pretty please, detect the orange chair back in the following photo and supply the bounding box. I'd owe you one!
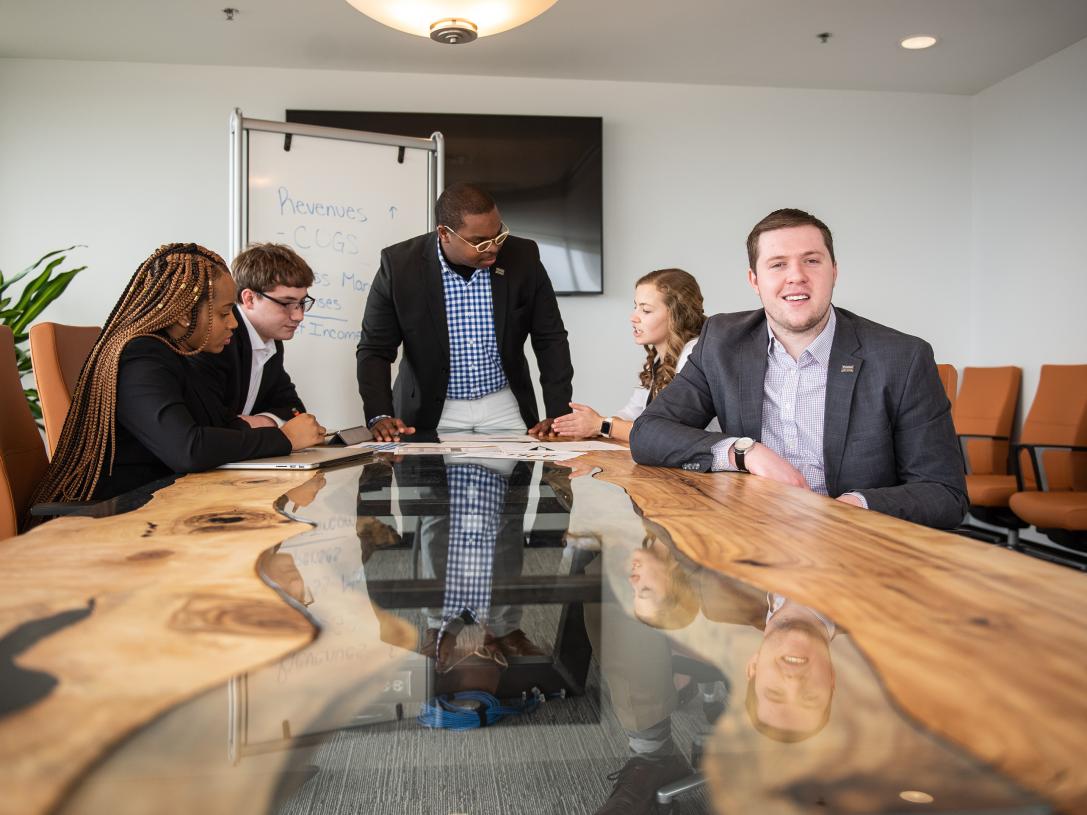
[953,366,1020,476]
[29,322,100,458]
[0,326,49,540]
[1019,365,1087,491]
[936,363,958,409]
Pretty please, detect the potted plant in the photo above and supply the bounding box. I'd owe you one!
[0,246,87,423]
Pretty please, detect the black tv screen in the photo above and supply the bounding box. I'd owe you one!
[286,110,603,295]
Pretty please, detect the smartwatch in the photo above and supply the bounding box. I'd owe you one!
[733,437,756,472]
[599,417,614,438]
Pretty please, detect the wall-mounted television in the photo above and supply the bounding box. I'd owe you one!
[287,110,603,295]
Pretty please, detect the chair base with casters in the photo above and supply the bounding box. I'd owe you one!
[655,655,730,814]
[956,504,1027,547]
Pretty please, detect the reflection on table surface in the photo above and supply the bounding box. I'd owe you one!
[55,452,1047,815]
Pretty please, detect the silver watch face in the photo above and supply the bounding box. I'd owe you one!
[736,437,755,453]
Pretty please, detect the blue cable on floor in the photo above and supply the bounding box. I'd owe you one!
[418,689,556,731]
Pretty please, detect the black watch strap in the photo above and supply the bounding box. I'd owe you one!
[734,437,755,472]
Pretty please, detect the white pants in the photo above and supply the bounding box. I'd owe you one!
[437,386,526,433]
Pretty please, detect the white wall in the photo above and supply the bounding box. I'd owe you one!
[970,36,1087,411]
[1,58,974,415]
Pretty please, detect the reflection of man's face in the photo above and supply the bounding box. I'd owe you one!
[746,606,835,735]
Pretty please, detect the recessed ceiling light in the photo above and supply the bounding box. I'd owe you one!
[899,790,935,804]
[900,35,938,50]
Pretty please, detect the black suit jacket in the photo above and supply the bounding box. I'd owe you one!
[356,233,574,430]
[629,307,968,529]
[97,335,291,499]
[189,305,305,422]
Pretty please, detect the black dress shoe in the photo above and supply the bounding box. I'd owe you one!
[594,754,691,815]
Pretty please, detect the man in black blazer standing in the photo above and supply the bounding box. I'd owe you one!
[357,183,574,440]
[192,243,312,427]
[630,208,966,530]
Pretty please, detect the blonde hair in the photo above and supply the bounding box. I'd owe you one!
[33,243,228,502]
[636,268,706,398]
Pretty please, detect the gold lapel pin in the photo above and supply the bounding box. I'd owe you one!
[840,364,855,373]
[494,266,505,276]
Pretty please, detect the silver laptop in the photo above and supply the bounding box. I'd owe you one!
[218,446,373,471]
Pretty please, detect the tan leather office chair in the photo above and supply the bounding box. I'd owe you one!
[1008,365,1087,552]
[1,326,49,540]
[936,363,958,410]
[953,367,1023,543]
[29,322,100,458]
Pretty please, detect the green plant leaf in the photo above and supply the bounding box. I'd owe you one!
[0,246,79,298]
[25,389,43,423]
[15,344,32,371]
[9,270,83,336]
[10,256,67,313]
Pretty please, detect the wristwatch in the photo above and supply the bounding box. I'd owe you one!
[599,417,614,438]
[734,437,756,472]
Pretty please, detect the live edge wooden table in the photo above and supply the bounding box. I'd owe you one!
[1,450,1085,815]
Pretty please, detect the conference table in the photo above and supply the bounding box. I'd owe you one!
[1,443,1085,815]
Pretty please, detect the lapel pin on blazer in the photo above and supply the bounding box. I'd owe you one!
[840,364,855,373]
[493,266,505,276]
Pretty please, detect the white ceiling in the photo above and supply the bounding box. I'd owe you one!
[2,0,1086,95]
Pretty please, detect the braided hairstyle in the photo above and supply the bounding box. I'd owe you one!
[636,268,706,399]
[33,243,229,503]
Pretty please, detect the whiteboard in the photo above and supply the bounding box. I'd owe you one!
[233,115,440,430]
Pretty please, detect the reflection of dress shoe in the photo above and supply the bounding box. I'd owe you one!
[594,754,690,815]
[419,627,457,671]
[356,516,401,564]
[484,629,546,658]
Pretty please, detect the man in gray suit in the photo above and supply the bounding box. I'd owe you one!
[629,208,966,529]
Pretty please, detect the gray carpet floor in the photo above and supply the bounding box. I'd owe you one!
[274,658,712,815]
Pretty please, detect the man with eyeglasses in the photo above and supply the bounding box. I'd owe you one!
[357,182,573,439]
[192,242,318,428]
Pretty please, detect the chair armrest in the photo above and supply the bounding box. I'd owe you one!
[957,434,1012,476]
[1012,443,1087,492]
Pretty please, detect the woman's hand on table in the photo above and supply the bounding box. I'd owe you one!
[551,402,604,438]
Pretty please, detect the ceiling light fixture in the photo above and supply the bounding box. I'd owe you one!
[899,790,935,804]
[344,0,559,45]
[900,35,938,50]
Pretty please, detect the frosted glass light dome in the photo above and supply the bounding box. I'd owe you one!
[345,0,559,43]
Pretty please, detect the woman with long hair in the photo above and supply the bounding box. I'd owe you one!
[551,268,706,442]
[33,243,325,503]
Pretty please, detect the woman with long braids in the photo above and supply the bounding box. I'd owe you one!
[33,243,326,502]
[551,268,709,443]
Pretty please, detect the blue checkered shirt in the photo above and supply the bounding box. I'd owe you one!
[438,239,508,400]
[440,462,510,625]
[711,309,866,505]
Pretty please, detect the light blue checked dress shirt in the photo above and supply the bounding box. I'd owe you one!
[711,308,865,505]
[440,462,510,625]
[438,239,508,401]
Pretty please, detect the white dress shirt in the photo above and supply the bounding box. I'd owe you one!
[237,309,282,425]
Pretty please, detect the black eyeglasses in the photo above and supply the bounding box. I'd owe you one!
[256,291,316,313]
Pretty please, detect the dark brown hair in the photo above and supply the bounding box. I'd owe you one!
[32,244,228,502]
[636,268,706,398]
[232,242,314,296]
[435,183,497,231]
[746,208,836,271]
